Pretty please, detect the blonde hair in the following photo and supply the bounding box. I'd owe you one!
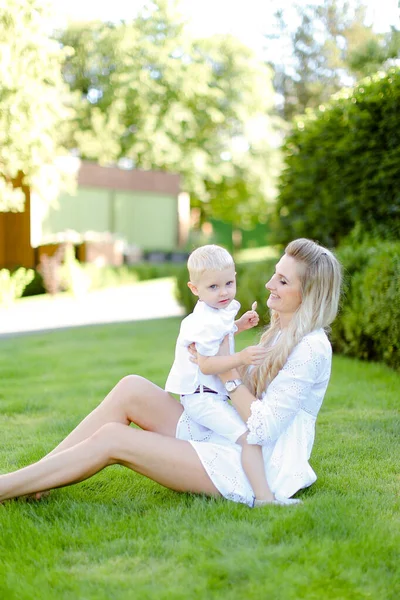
[243,238,342,398]
[187,245,234,283]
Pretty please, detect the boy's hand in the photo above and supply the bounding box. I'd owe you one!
[236,301,259,332]
[238,345,268,366]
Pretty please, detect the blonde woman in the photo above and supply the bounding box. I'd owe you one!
[0,239,342,507]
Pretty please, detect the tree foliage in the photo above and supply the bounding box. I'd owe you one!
[57,0,281,228]
[265,0,400,121]
[0,0,72,211]
[270,69,400,247]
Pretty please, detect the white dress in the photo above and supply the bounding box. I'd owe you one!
[175,328,332,506]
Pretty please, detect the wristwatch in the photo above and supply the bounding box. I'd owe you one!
[225,379,243,394]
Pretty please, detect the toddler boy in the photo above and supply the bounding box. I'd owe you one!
[166,245,275,506]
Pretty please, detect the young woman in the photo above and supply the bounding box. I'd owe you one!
[0,238,342,507]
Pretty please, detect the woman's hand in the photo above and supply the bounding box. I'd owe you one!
[238,345,268,366]
[188,342,198,364]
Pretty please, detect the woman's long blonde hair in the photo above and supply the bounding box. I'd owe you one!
[243,238,342,398]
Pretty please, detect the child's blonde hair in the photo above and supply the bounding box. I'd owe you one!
[187,245,234,283]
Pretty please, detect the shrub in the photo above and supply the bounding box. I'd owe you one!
[79,264,138,290]
[128,262,185,282]
[271,68,400,247]
[332,239,400,370]
[62,244,91,297]
[22,269,45,296]
[235,260,277,324]
[0,268,35,307]
[38,245,65,295]
[21,261,184,298]
[81,262,183,291]
[175,264,196,314]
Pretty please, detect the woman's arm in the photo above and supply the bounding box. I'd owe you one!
[213,335,256,420]
[217,334,331,445]
[218,367,255,421]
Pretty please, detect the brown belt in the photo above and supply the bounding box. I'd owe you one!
[195,385,218,394]
[185,385,218,395]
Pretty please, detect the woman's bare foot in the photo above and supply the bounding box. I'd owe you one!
[21,491,51,502]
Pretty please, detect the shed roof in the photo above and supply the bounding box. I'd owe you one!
[78,161,181,195]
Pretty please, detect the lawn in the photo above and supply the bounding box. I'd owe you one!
[0,318,399,600]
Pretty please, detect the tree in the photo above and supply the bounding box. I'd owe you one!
[0,0,73,211]
[265,0,400,121]
[346,26,400,77]
[56,0,281,229]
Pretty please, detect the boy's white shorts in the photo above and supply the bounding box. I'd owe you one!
[180,391,247,443]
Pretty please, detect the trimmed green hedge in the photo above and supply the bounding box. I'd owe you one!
[271,68,400,247]
[332,239,400,370]
[82,262,184,290]
[22,262,184,297]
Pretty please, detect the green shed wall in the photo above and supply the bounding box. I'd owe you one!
[41,188,110,236]
[40,187,178,251]
[114,192,177,250]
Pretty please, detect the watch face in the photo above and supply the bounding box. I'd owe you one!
[226,380,241,393]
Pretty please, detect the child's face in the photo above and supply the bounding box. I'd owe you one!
[188,267,236,309]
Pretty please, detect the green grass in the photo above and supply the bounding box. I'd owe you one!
[0,319,399,600]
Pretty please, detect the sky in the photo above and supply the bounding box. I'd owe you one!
[51,0,400,58]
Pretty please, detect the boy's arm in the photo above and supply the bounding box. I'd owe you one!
[235,302,259,334]
[197,345,268,375]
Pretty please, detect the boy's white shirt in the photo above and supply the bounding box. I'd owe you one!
[165,299,241,395]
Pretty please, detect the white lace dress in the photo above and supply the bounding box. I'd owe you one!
[175,328,332,506]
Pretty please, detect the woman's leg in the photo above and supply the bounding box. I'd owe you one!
[44,375,183,459]
[0,423,219,502]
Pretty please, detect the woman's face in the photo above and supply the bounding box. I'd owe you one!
[265,254,303,326]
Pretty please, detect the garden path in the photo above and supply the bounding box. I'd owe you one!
[0,278,183,338]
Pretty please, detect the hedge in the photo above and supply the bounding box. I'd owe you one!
[332,239,400,370]
[271,68,400,247]
[22,262,184,297]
